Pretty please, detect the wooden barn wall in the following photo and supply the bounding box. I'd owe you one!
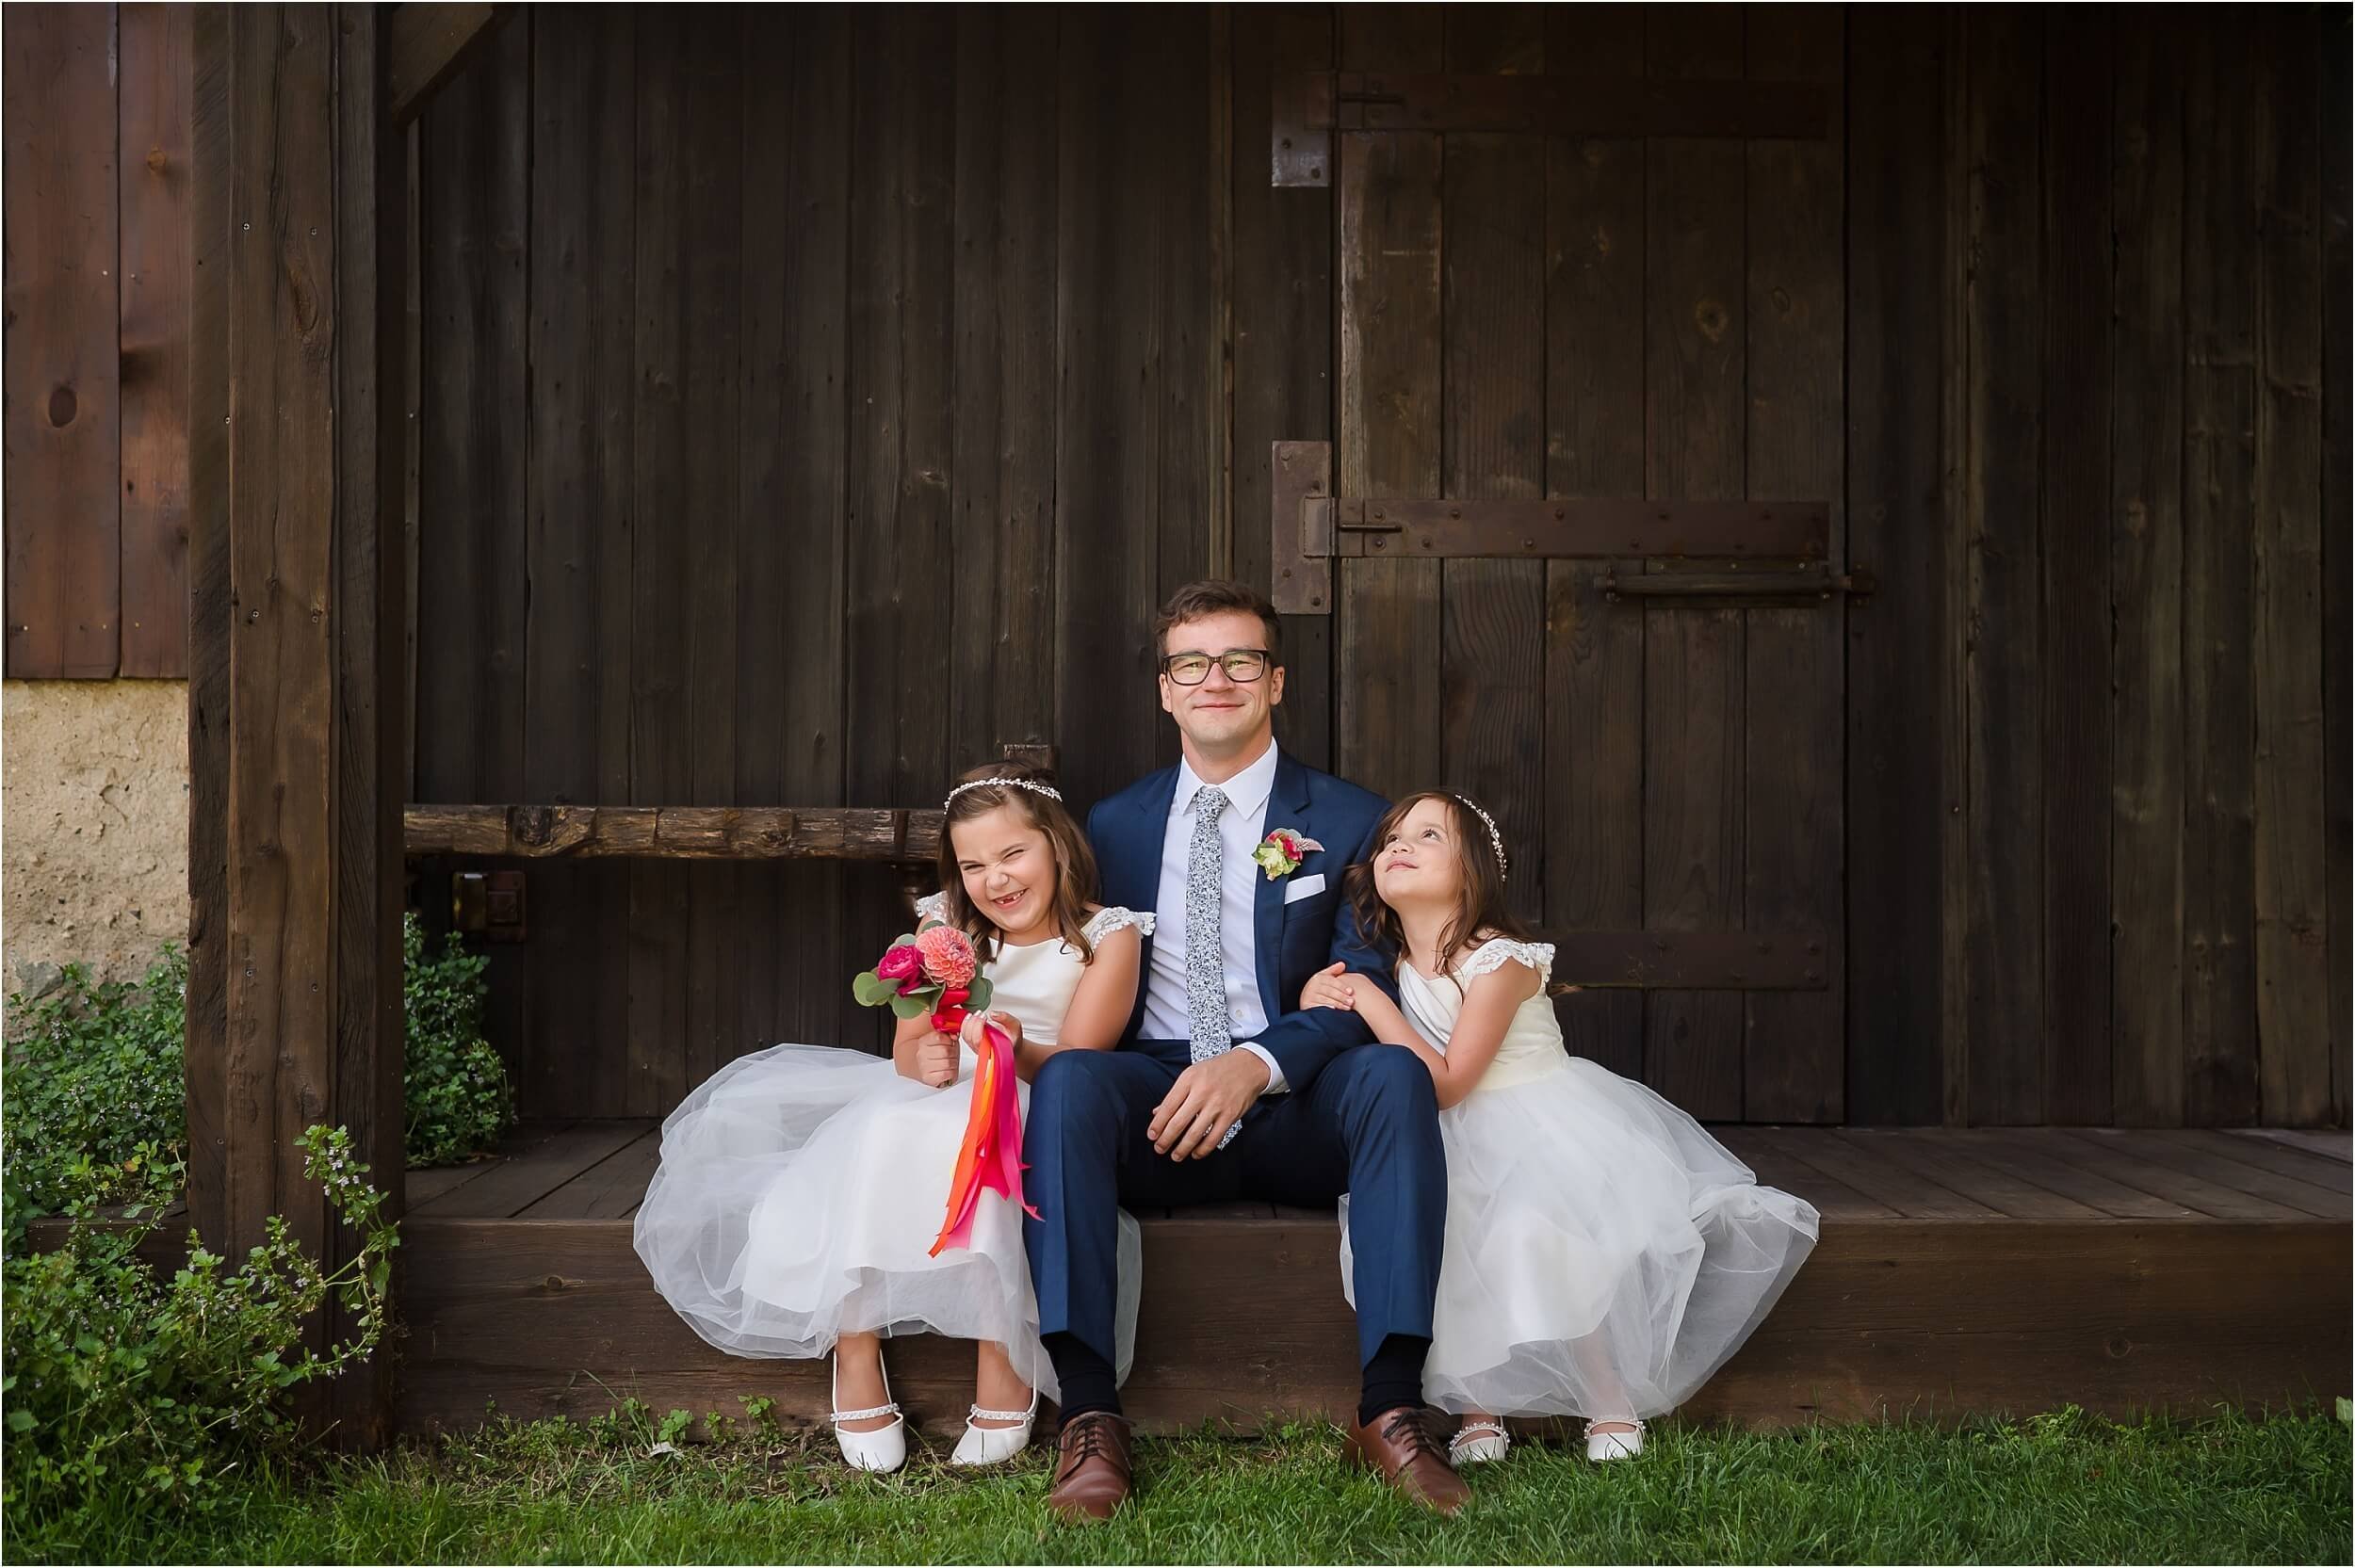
[410,3,2349,1128]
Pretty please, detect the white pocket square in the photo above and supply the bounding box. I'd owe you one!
[1282,872,1327,904]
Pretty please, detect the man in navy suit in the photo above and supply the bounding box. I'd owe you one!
[1026,580,1464,1520]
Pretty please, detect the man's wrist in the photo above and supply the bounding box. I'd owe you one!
[1235,1042,1287,1095]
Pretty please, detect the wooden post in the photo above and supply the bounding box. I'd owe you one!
[185,1,407,1447]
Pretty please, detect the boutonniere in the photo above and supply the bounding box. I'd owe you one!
[1251,829,1324,880]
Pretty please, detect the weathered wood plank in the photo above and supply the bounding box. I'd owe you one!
[3,3,121,678]
[629,12,698,1105]
[2109,14,2188,1126]
[1333,5,1444,803]
[1714,1126,1896,1220]
[1241,10,1337,768]
[739,8,852,1049]
[2154,1129,2350,1211]
[1839,1129,2105,1222]
[1438,6,1546,926]
[1757,1129,1999,1221]
[329,3,408,1436]
[1740,4,1843,1124]
[387,2,507,125]
[2324,4,2352,1128]
[183,1,233,1247]
[1963,6,2046,1125]
[1642,5,1746,1122]
[2251,7,2331,1126]
[2232,1126,2352,1164]
[118,3,193,678]
[515,1129,664,1221]
[2183,15,2261,1125]
[1331,70,1833,141]
[404,805,933,860]
[1543,3,1645,1082]
[2040,1128,2308,1222]
[398,1205,2354,1431]
[2039,8,2114,1125]
[2128,1132,2348,1222]
[1151,10,1223,649]
[224,0,338,1258]
[525,6,637,1116]
[408,1122,648,1220]
[949,6,1060,770]
[679,14,746,1112]
[1947,1129,2201,1221]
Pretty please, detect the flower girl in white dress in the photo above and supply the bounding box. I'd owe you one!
[632,763,1152,1472]
[1302,793,1818,1467]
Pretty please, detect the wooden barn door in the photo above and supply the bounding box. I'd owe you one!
[1268,7,1847,1123]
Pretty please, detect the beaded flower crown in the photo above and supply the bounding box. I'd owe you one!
[1454,794,1509,881]
[943,776,1065,810]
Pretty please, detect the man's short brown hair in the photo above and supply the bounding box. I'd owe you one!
[1154,579,1284,665]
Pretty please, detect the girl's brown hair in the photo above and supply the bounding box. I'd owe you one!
[1343,791,1538,993]
[934,760,1104,964]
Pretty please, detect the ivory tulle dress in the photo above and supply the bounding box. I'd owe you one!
[631,899,1154,1399]
[1339,937,1819,1420]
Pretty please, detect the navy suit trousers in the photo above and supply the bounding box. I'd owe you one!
[1023,1040,1447,1371]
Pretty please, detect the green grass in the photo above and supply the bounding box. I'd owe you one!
[13,1405,2348,1564]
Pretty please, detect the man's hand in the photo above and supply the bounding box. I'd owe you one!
[904,1030,959,1089]
[1300,962,1357,1012]
[1147,1049,1271,1161]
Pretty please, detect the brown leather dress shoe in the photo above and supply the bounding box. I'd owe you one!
[1047,1411,1134,1523]
[1346,1405,1471,1514]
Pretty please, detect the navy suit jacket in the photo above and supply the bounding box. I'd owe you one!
[1085,750,1395,1095]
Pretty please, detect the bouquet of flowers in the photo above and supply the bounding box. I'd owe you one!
[853,924,1036,1255]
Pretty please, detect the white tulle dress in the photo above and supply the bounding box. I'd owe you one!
[1339,937,1819,1420]
[631,899,1154,1399]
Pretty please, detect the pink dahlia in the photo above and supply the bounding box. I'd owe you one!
[914,924,980,987]
[874,942,926,994]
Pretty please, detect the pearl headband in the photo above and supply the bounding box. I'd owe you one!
[944,777,1065,810]
[1454,794,1508,881]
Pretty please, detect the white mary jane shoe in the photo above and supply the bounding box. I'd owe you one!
[948,1389,1038,1467]
[1448,1418,1511,1466]
[1584,1417,1645,1462]
[830,1352,907,1473]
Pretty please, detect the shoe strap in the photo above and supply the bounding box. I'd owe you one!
[832,1400,901,1425]
[1583,1417,1645,1436]
[1451,1419,1509,1446]
[968,1403,1034,1424]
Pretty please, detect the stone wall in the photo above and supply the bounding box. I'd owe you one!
[3,680,189,1007]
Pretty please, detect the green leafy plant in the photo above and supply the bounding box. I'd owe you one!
[401,913,514,1168]
[1,1125,398,1528]
[2,947,189,1249]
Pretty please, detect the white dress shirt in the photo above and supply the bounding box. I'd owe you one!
[1139,738,1291,1094]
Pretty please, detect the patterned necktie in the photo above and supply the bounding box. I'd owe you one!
[1185,786,1233,1064]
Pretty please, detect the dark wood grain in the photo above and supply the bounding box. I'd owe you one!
[405,805,935,860]
[1838,1129,2105,1221]
[1239,8,1338,774]
[949,6,1060,771]
[1438,6,1546,925]
[2109,15,2187,1126]
[1331,70,1832,140]
[183,1,233,1247]
[1334,6,1444,803]
[1541,3,1646,1081]
[1641,5,1746,1123]
[1740,4,1843,1124]
[386,1,507,124]
[517,1129,664,1221]
[408,1121,649,1219]
[739,8,852,1049]
[679,13,746,1110]
[224,0,338,1259]
[2326,6,2353,1128]
[2038,8,2114,1125]
[2152,1129,2350,1212]
[525,7,637,1116]
[1962,6,2045,1125]
[2182,16,2261,1125]
[1747,1129,1998,1221]
[1843,7,1954,1127]
[2038,1128,2309,1222]
[1151,11,1222,661]
[1946,1129,2200,1220]
[2250,7,2332,1126]
[3,2,121,678]
[628,12,698,1106]
[117,3,193,678]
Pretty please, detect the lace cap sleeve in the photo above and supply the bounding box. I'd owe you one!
[912,892,949,927]
[1082,906,1156,944]
[1459,937,1554,984]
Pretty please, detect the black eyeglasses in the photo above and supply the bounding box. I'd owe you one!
[1161,648,1273,686]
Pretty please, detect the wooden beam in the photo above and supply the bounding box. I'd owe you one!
[187,0,402,1447]
[386,2,505,125]
[404,804,938,861]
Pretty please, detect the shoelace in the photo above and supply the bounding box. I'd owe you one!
[1060,1414,1125,1477]
[1381,1407,1451,1466]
